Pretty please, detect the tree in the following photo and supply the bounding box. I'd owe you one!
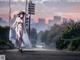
[30,28,37,47]
[56,22,80,51]
[0,26,14,49]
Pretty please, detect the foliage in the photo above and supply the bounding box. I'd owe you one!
[41,24,65,48]
[56,22,80,51]
[0,26,10,40]
[0,39,14,49]
[41,21,80,51]
[0,26,14,49]
[26,28,37,47]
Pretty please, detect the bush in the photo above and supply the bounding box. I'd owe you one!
[56,22,80,51]
[0,26,14,49]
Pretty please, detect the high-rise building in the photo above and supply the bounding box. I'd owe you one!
[38,18,45,26]
[35,18,47,32]
[62,18,68,24]
[47,19,54,30]
[53,16,61,24]
[31,19,36,28]
[48,19,54,26]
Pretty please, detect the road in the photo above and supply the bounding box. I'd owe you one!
[0,49,80,60]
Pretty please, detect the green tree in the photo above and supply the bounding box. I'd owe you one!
[56,22,80,51]
[0,26,14,49]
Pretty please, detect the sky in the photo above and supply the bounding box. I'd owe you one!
[0,0,80,22]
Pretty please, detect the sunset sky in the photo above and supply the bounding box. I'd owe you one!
[0,0,80,22]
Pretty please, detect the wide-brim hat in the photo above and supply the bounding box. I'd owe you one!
[11,10,26,18]
[18,11,26,15]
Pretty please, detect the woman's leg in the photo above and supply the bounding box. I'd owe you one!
[18,31,24,48]
[16,31,21,48]
[16,29,24,48]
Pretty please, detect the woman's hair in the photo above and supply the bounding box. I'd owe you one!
[17,11,26,17]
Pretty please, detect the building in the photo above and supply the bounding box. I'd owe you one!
[38,18,45,26]
[36,18,46,32]
[48,19,54,26]
[62,17,68,24]
[53,16,62,24]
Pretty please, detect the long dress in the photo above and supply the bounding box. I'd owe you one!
[9,17,32,48]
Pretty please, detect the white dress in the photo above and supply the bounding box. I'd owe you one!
[9,17,32,48]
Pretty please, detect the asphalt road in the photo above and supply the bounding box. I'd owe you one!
[0,49,80,60]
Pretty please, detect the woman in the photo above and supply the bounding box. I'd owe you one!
[15,11,25,48]
[9,11,32,49]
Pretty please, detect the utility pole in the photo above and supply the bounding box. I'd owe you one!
[25,0,35,39]
[25,0,28,14]
[28,0,35,39]
[28,14,31,39]
[25,0,31,39]
[9,0,11,27]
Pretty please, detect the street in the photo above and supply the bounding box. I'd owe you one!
[0,49,80,60]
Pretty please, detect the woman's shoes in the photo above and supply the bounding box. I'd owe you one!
[19,48,23,53]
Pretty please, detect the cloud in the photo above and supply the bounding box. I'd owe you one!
[0,0,26,18]
[1,0,80,20]
[0,1,9,7]
[0,1,25,10]
[42,1,80,12]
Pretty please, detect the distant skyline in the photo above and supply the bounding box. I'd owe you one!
[0,0,80,22]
